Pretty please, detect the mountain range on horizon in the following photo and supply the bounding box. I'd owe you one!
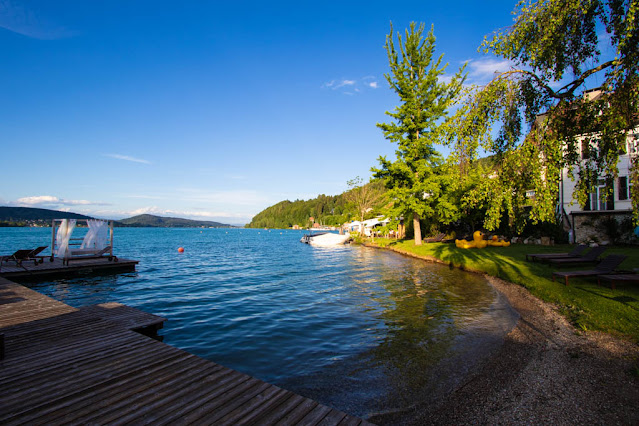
[0,206,233,228]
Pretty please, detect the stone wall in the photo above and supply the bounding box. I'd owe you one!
[571,211,637,245]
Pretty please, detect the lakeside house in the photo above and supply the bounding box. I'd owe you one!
[555,88,637,243]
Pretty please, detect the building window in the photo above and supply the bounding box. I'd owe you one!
[590,179,615,211]
[619,176,629,200]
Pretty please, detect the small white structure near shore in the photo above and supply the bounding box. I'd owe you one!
[343,217,390,236]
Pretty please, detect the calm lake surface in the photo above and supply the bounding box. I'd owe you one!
[1,227,518,418]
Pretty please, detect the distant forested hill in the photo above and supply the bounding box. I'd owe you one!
[247,195,350,229]
[0,207,231,228]
[0,207,94,226]
[118,214,230,228]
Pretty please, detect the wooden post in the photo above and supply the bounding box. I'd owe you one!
[1,333,4,360]
[51,219,56,259]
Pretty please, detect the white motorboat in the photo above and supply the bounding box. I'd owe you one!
[300,232,350,246]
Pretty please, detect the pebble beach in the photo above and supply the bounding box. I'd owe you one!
[367,245,639,425]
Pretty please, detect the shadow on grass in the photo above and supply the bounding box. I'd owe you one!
[574,285,639,312]
[430,243,530,284]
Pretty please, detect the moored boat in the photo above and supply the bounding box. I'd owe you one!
[300,232,350,246]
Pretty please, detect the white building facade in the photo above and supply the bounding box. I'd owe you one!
[559,128,637,243]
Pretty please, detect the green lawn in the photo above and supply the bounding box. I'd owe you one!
[368,238,639,343]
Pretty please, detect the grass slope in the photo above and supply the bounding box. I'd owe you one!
[370,239,639,343]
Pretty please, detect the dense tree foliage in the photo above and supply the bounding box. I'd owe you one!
[373,23,466,244]
[450,0,639,229]
[247,182,389,229]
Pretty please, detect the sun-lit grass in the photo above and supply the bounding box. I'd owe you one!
[367,238,639,343]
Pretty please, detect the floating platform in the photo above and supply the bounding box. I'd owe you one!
[0,257,138,281]
[0,278,372,425]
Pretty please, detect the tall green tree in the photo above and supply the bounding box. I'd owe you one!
[373,22,466,245]
[452,0,639,229]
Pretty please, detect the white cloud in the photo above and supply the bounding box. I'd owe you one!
[322,76,380,94]
[16,195,60,205]
[322,79,355,89]
[14,195,109,207]
[337,79,356,88]
[103,153,151,164]
[466,58,513,84]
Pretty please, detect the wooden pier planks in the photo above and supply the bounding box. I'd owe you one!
[0,279,373,425]
[79,302,166,331]
[0,277,76,327]
[0,257,138,281]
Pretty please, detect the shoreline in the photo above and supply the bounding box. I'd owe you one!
[363,243,639,424]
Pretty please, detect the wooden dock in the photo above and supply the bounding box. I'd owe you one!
[0,257,138,281]
[0,278,372,425]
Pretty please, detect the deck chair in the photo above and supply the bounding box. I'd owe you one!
[597,273,639,290]
[424,233,445,243]
[25,246,48,264]
[547,245,608,268]
[525,244,587,262]
[0,247,45,272]
[1,249,34,265]
[1,246,47,266]
[552,254,628,285]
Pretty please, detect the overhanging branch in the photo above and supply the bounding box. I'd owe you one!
[490,60,616,99]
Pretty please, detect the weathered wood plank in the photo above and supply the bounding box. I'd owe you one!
[144,372,256,425]
[338,416,365,426]
[146,369,251,425]
[275,398,320,425]
[79,302,166,330]
[36,356,216,425]
[0,340,179,415]
[300,404,335,425]
[4,353,196,425]
[216,386,290,425]
[181,381,273,425]
[316,410,348,426]
[87,363,238,424]
[253,393,308,425]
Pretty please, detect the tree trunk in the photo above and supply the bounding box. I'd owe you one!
[413,212,422,245]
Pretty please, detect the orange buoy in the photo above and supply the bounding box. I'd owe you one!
[178,247,184,253]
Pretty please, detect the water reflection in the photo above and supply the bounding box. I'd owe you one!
[281,247,517,419]
[5,229,517,421]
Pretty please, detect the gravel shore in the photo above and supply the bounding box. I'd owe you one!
[367,246,639,425]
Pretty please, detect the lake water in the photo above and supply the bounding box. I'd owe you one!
[0,227,518,419]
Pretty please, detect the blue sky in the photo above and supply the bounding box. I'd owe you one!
[1,0,519,225]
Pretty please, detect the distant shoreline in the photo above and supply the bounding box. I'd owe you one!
[0,223,237,229]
